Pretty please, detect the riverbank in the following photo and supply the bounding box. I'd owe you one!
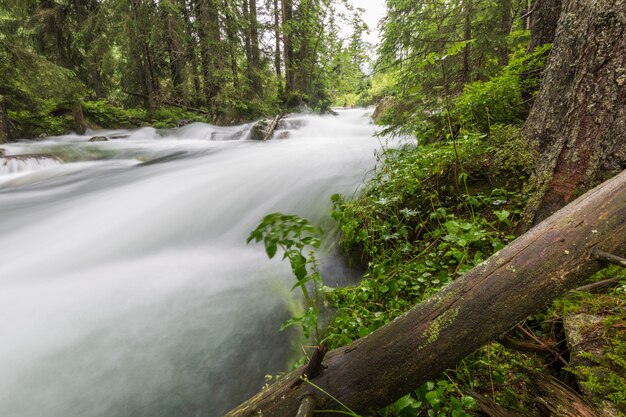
[320,126,626,416]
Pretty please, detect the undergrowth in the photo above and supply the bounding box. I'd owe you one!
[320,125,540,415]
[326,126,534,349]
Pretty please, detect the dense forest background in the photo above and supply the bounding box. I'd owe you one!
[0,0,558,142]
[0,0,370,139]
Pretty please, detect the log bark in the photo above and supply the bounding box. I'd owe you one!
[529,369,600,417]
[225,169,626,416]
[521,0,626,227]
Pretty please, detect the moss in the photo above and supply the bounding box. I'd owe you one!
[552,280,626,413]
[418,307,460,350]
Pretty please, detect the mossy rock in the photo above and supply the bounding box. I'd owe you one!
[563,294,626,415]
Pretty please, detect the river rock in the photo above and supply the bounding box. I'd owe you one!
[0,148,5,156]
[277,118,307,131]
[89,135,109,142]
[372,96,394,122]
[249,115,282,141]
[109,134,130,140]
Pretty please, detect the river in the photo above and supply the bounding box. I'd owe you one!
[0,108,388,417]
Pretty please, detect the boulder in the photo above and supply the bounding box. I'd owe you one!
[249,115,282,141]
[89,136,109,142]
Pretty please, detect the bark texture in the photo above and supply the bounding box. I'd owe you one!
[527,0,563,52]
[521,0,626,227]
[224,169,626,417]
[72,101,86,135]
[0,95,8,143]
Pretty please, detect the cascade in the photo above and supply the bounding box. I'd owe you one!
[0,109,389,417]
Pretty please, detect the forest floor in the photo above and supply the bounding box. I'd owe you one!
[323,125,626,416]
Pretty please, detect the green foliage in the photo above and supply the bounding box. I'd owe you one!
[549,268,626,413]
[1,0,370,138]
[326,129,533,347]
[248,213,324,340]
[455,45,552,132]
[82,99,209,129]
[323,125,540,414]
[384,381,476,417]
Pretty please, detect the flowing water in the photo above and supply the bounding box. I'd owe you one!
[0,109,390,417]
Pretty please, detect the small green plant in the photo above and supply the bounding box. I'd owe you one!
[247,213,324,341]
[382,380,476,417]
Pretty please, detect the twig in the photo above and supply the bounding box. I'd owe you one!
[498,335,553,353]
[592,248,626,267]
[515,324,568,366]
[574,277,622,293]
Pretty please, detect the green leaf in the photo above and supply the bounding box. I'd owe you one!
[494,210,510,222]
[264,240,277,258]
[425,390,441,406]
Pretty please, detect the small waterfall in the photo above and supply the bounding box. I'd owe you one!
[0,109,388,417]
[0,154,63,175]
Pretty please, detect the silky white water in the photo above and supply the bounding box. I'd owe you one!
[0,109,391,417]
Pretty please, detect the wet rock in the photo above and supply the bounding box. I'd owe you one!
[277,118,307,131]
[372,96,395,122]
[0,148,5,156]
[109,134,130,140]
[89,135,109,142]
[249,115,282,141]
[277,131,290,140]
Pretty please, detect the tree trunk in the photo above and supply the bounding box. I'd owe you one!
[181,0,202,107]
[520,0,626,228]
[163,2,186,102]
[222,0,239,89]
[527,0,563,53]
[248,0,262,97]
[72,101,86,135]
[196,0,222,109]
[281,0,294,98]
[498,0,512,66]
[0,95,8,143]
[225,169,626,417]
[274,0,283,94]
[462,0,473,83]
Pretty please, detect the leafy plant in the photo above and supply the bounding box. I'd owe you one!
[248,213,324,340]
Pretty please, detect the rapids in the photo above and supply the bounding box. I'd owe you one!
[0,109,391,417]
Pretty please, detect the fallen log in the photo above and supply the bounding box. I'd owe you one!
[224,169,626,417]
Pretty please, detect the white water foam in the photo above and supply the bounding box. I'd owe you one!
[0,109,388,417]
